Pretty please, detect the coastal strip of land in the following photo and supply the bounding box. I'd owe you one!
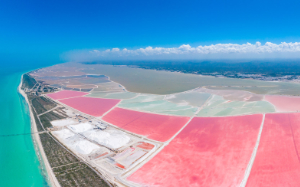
[18,75,60,187]
[19,74,111,187]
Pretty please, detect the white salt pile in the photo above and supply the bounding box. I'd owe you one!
[52,129,75,139]
[52,129,100,155]
[68,122,94,133]
[51,118,77,127]
[83,130,130,149]
[66,139,100,155]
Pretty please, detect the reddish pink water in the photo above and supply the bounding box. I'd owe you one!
[102,107,190,142]
[59,97,120,117]
[246,113,300,187]
[265,95,300,112]
[128,114,263,187]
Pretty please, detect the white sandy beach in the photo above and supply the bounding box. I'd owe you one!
[18,75,60,187]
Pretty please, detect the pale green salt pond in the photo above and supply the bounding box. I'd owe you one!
[119,94,165,103]
[102,92,138,99]
[118,95,197,116]
[197,98,276,117]
[86,91,138,99]
[166,92,211,107]
[205,95,227,108]
[86,92,109,97]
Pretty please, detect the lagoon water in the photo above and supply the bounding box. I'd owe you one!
[0,63,55,187]
[80,64,300,95]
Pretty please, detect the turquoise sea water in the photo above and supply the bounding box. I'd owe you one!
[0,63,56,187]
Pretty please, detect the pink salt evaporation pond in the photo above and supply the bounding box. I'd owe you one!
[47,90,89,100]
[246,113,300,187]
[102,107,190,142]
[128,114,263,187]
[265,95,300,112]
[59,97,120,117]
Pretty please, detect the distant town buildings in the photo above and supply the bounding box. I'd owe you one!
[204,72,300,83]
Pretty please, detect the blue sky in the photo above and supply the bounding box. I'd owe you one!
[1,0,300,63]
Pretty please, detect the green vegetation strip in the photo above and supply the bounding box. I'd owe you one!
[31,96,57,114]
[22,74,36,89]
[39,111,66,129]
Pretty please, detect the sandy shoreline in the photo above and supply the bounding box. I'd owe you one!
[18,74,60,187]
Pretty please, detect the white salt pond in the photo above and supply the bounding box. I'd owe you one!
[51,118,77,127]
[68,122,94,133]
[118,150,147,167]
[82,130,130,149]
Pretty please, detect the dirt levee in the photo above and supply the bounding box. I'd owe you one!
[196,88,264,101]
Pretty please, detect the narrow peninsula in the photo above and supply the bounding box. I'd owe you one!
[19,73,111,187]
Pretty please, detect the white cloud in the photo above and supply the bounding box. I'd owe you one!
[111,48,120,52]
[63,42,300,62]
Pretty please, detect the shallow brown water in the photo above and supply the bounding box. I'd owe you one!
[78,64,300,96]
